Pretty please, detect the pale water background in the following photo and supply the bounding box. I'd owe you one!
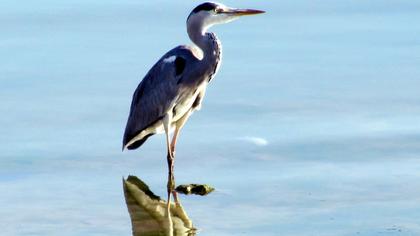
[1,0,420,235]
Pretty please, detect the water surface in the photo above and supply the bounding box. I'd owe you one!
[1,0,420,235]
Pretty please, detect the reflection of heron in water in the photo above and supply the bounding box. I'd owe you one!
[122,2,264,211]
[123,176,195,236]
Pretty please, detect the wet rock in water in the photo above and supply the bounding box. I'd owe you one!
[175,184,215,196]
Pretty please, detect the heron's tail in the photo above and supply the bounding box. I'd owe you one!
[122,133,154,151]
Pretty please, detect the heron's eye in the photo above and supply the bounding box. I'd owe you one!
[214,8,222,14]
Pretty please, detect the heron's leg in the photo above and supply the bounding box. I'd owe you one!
[163,114,174,213]
[170,109,192,155]
[170,88,205,154]
[170,110,192,205]
[170,127,180,156]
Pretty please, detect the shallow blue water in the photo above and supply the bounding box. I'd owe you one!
[1,0,420,235]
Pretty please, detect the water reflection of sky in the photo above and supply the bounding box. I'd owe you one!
[1,0,420,235]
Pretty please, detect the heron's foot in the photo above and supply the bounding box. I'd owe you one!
[166,150,175,214]
[167,174,175,192]
[166,166,175,211]
[166,178,176,218]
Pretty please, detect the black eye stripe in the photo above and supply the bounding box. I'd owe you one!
[191,2,218,14]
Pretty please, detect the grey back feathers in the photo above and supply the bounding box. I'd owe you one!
[123,46,198,149]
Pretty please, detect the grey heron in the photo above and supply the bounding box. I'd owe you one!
[122,2,264,209]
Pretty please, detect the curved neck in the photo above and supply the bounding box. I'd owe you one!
[187,23,221,60]
[186,23,222,84]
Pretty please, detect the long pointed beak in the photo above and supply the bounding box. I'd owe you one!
[224,8,265,16]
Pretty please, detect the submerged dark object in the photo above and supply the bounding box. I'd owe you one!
[175,184,215,196]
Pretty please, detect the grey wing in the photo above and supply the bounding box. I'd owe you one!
[123,46,195,150]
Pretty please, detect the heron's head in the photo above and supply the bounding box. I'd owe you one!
[187,2,264,33]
